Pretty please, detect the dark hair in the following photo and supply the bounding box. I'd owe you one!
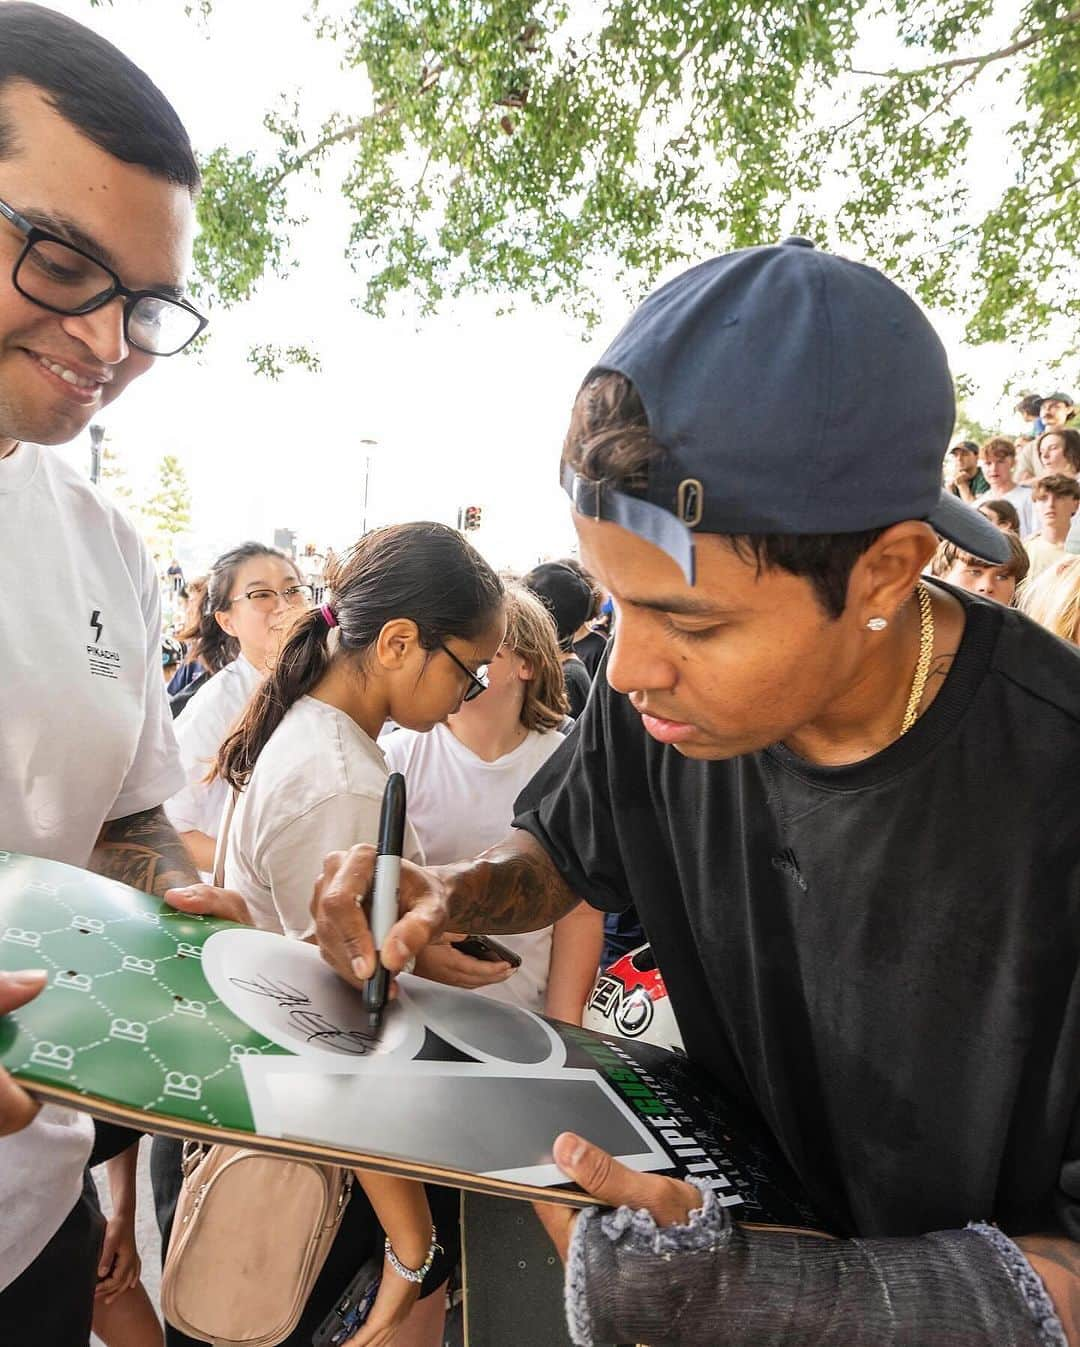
[557,557,604,622]
[977,498,1021,532]
[175,575,207,645]
[1016,394,1043,418]
[218,522,505,791]
[0,4,200,192]
[523,562,595,650]
[193,544,293,675]
[1036,427,1080,473]
[931,533,1029,586]
[562,371,885,620]
[1033,473,1080,503]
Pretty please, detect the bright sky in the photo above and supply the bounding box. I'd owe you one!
[44,0,1058,572]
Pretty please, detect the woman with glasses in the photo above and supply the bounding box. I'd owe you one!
[163,541,310,880]
[199,520,505,1347]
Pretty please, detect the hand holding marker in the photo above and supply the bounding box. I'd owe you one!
[364,772,407,1030]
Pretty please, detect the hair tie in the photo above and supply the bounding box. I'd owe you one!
[320,603,338,629]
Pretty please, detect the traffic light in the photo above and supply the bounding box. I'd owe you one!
[462,505,483,531]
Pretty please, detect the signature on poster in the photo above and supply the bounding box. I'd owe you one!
[229,972,377,1055]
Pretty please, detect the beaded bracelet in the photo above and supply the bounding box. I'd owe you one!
[384,1226,442,1284]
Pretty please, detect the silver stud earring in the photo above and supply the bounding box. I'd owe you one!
[866,617,888,631]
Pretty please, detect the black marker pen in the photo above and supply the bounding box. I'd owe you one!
[363,772,406,1031]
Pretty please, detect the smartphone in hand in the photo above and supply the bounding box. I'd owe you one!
[450,934,523,969]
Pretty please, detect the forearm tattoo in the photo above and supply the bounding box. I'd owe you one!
[443,833,578,935]
[90,805,200,897]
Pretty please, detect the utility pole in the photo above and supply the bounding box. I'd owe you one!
[359,438,377,534]
[89,423,105,485]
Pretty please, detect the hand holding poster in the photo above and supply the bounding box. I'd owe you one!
[0,852,817,1220]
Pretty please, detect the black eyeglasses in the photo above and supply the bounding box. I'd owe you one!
[439,643,489,701]
[0,196,208,356]
[226,585,314,612]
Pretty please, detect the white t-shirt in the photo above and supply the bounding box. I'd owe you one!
[979,483,1036,538]
[381,723,564,1012]
[1024,534,1066,582]
[224,697,423,940]
[165,655,263,876]
[0,442,184,1288]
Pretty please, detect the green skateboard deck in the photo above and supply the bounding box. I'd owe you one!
[0,853,819,1220]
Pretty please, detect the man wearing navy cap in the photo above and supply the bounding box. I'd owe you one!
[256,240,1079,1345]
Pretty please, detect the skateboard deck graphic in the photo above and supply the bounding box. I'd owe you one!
[461,1193,572,1347]
[0,853,818,1219]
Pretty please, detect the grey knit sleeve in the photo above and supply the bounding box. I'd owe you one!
[564,1181,1067,1347]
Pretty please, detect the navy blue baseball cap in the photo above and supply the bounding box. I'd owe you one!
[562,238,1009,581]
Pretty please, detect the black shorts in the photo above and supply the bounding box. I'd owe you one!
[0,1170,104,1347]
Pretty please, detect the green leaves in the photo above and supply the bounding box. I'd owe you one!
[144,454,193,546]
[171,0,1080,367]
[192,148,296,306]
[247,344,324,380]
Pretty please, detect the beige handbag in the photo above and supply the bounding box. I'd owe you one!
[162,1141,353,1347]
[161,792,353,1347]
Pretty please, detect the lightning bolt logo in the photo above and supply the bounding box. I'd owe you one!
[90,610,103,644]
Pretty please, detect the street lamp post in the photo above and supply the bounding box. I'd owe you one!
[89,423,105,485]
[359,438,377,535]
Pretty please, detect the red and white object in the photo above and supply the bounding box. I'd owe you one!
[584,944,685,1052]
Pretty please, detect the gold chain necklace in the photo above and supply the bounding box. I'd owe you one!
[899,582,935,735]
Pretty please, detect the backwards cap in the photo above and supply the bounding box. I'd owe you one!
[563,238,1009,581]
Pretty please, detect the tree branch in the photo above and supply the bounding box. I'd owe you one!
[909,62,981,133]
[266,109,388,191]
[849,6,1080,80]
[264,61,447,192]
[830,8,1080,142]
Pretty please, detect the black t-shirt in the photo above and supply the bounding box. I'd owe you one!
[169,668,212,720]
[573,629,609,679]
[515,585,1080,1240]
[562,654,593,720]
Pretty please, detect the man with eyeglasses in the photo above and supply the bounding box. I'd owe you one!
[0,6,207,1340]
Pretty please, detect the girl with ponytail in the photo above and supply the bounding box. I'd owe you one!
[382,584,604,1021]
[214,521,505,1347]
[163,542,310,878]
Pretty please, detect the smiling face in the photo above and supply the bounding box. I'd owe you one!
[0,82,194,453]
[574,515,890,760]
[214,555,306,671]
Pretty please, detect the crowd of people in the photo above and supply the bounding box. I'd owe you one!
[941,394,1080,641]
[0,6,1077,1347]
